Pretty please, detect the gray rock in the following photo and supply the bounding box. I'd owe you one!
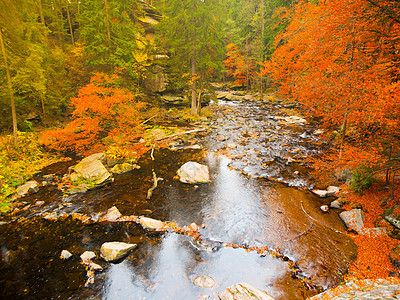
[144,65,167,93]
[193,275,215,288]
[79,153,107,165]
[100,242,137,262]
[218,283,275,300]
[70,159,112,189]
[309,279,400,299]
[312,189,330,198]
[320,205,329,212]
[81,251,96,264]
[385,215,400,230]
[177,162,210,184]
[217,91,229,99]
[327,186,340,195]
[161,94,188,105]
[330,200,342,209]
[359,227,387,237]
[138,217,167,232]
[99,206,122,222]
[16,180,39,197]
[110,163,134,175]
[88,261,103,271]
[60,250,73,260]
[339,209,365,232]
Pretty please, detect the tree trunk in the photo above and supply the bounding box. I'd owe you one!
[57,0,64,51]
[66,0,75,45]
[105,0,111,49]
[191,53,197,115]
[0,29,18,144]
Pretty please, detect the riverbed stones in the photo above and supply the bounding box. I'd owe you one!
[99,206,122,222]
[80,251,97,264]
[81,153,107,165]
[138,216,167,232]
[218,283,275,300]
[60,250,73,260]
[177,162,210,184]
[339,209,365,232]
[193,275,215,288]
[16,180,39,197]
[330,200,343,209]
[284,116,307,125]
[100,242,137,262]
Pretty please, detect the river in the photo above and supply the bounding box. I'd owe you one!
[0,97,356,299]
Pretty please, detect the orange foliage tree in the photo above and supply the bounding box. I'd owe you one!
[41,73,146,153]
[261,0,400,179]
[224,43,255,87]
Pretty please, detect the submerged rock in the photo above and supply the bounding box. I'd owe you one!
[100,242,137,262]
[193,275,215,288]
[177,162,210,184]
[99,206,122,222]
[339,209,365,232]
[218,283,275,300]
[111,163,134,174]
[16,180,39,197]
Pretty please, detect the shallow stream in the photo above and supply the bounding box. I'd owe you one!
[0,98,356,299]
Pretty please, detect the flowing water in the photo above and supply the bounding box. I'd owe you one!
[0,98,356,300]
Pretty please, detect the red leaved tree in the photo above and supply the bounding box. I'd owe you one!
[41,73,146,153]
[224,43,255,87]
[261,0,400,184]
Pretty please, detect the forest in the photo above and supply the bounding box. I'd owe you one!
[1,0,400,298]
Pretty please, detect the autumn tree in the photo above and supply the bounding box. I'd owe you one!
[157,0,225,114]
[41,73,146,153]
[262,0,400,181]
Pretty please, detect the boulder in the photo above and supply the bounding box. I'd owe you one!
[384,215,400,230]
[16,180,39,197]
[339,209,365,232]
[138,217,167,232]
[100,242,137,262]
[312,189,330,198]
[70,158,112,190]
[327,186,340,195]
[144,65,167,93]
[217,91,230,99]
[110,163,136,175]
[193,275,215,288]
[99,206,122,222]
[225,93,243,101]
[330,200,343,209]
[80,153,107,165]
[60,250,73,260]
[218,283,275,300]
[177,162,210,184]
[80,251,96,264]
[161,94,188,106]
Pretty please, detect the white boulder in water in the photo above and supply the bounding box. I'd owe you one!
[100,242,137,262]
[177,162,210,184]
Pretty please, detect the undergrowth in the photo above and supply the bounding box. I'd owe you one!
[0,132,58,213]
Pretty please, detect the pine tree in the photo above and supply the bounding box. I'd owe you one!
[158,0,225,114]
